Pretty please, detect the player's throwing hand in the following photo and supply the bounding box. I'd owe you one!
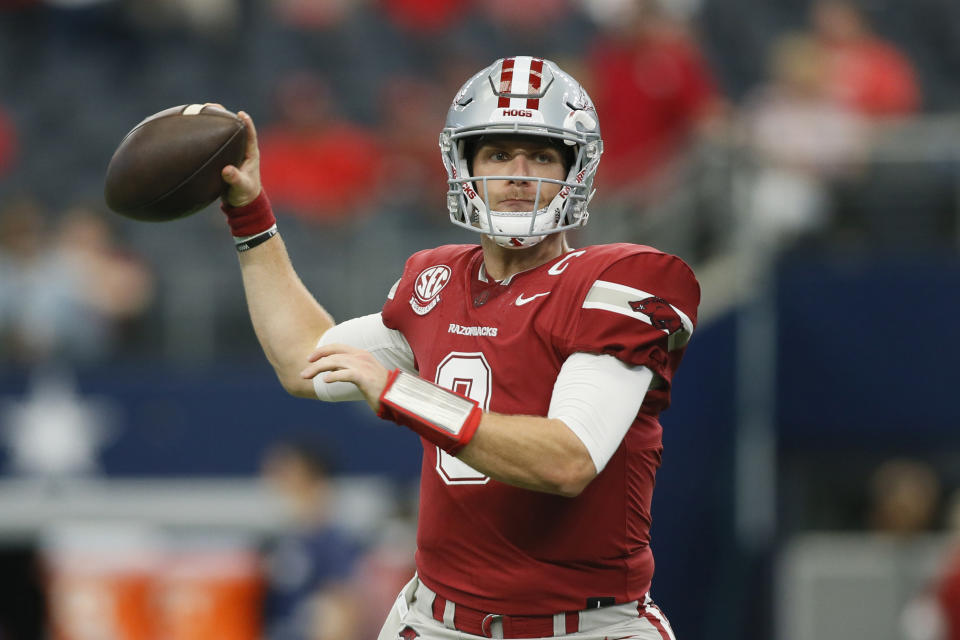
[220,111,262,208]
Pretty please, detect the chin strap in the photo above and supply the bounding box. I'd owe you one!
[377,369,483,455]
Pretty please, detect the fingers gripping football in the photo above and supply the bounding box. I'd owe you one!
[220,110,262,208]
[301,343,389,411]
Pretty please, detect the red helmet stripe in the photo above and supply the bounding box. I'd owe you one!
[498,57,515,108]
[527,58,544,109]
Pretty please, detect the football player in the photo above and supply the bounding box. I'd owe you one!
[220,57,699,640]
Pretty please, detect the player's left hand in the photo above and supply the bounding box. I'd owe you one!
[300,343,389,411]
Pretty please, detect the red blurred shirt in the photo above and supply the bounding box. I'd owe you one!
[938,548,960,640]
[380,0,467,34]
[0,107,16,175]
[258,124,383,222]
[822,39,920,117]
[588,32,719,186]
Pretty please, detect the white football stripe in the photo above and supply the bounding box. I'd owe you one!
[387,278,400,301]
[183,104,204,115]
[584,279,694,337]
[510,56,532,109]
[646,604,677,640]
[552,612,566,635]
[582,299,651,324]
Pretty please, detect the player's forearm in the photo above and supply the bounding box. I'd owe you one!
[457,414,597,497]
[238,233,334,397]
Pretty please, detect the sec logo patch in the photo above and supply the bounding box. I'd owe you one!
[410,265,451,316]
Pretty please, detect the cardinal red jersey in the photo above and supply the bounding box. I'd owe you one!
[381,243,700,615]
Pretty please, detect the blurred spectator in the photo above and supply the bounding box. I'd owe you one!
[869,459,945,640]
[0,103,16,176]
[811,0,921,118]
[477,0,570,32]
[0,196,47,362]
[376,75,450,220]
[350,493,417,640]
[379,0,467,36]
[270,0,359,30]
[258,72,385,224]
[586,0,725,196]
[0,199,152,365]
[932,493,960,640]
[902,490,960,640]
[737,33,867,249]
[472,0,592,66]
[867,458,940,536]
[126,0,240,36]
[260,438,363,640]
[55,206,153,325]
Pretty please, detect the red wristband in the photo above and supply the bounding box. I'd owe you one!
[377,369,483,455]
[221,190,276,237]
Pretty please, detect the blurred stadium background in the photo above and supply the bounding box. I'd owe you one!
[0,0,959,638]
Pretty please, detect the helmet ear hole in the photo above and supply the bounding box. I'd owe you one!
[463,139,478,175]
[561,145,576,174]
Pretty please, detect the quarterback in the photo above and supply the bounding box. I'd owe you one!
[219,57,699,640]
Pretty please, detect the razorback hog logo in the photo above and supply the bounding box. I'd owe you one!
[629,296,683,334]
[502,109,534,117]
[398,626,420,640]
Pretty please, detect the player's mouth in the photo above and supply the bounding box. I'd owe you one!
[496,198,538,211]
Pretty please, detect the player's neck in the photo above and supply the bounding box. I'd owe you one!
[480,234,570,281]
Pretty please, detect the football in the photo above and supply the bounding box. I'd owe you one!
[104,104,247,222]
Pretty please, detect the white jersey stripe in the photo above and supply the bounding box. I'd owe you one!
[582,299,650,323]
[584,279,694,337]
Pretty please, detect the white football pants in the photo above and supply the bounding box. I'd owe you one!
[377,575,678,640]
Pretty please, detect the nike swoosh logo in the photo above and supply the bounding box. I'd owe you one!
[515,292,550,306]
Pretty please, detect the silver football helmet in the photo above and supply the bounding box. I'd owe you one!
[440,56,603,248]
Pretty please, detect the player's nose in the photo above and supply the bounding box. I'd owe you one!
[507,154,532,181]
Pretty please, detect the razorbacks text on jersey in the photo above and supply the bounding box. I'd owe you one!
[381,243,700,615]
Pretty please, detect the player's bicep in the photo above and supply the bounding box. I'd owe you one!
[548,352,653,473]
[313,312,416,402]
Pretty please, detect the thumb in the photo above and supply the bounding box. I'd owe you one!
[222,165,240,183]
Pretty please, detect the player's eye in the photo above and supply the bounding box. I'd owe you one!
[491,151,510,162]
[535,150,561,164]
